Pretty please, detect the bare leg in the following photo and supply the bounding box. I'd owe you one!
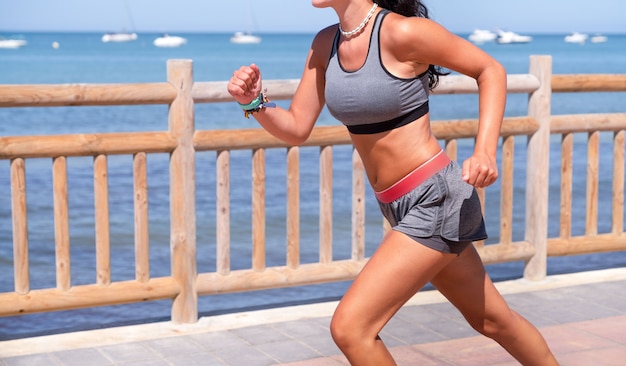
[430,245,559,365]
[330,230,458,365]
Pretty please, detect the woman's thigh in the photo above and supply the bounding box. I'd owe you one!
[430,245,512,327]
[333,230,458,335]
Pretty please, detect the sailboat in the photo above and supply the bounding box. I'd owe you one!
[102,32,137,43]
[230,1,261,44]
[102,0,138,43]
[230,32,261,44]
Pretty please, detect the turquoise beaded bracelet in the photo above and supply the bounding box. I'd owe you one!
[238,91,276,118]
[238,93,264,111]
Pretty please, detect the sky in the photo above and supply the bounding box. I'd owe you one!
[1,0,624,35]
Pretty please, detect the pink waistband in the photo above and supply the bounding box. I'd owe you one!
[374,150,451,203]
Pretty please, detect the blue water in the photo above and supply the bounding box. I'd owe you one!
[1,32,625,340]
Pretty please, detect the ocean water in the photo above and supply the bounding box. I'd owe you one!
[1,32,626,339]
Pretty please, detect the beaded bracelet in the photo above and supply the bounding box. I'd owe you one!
[238,90,276,119]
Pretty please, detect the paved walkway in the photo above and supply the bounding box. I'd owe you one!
[2,268,626,365]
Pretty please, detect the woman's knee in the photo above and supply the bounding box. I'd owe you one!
[466,310,518,339]
[329,309,354,348]
[330,303,378,351]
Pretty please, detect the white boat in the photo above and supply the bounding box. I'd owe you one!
[230,32,261,44]
[102,0,137,43]
[0,38,27,49]
[102,32,137,43]
[153,34,187,48]
[590,34,608,43]
[231,1,262,44]
[564,32,588,44]
[468,29,497,44]
[496,30,532,44]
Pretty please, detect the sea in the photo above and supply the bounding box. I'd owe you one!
[1,32,625,340]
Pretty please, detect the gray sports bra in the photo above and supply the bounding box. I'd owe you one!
[325,9,430,134]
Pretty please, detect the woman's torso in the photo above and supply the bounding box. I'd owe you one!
[323,9,442,191]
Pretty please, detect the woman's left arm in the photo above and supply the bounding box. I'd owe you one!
[392,16,507,188]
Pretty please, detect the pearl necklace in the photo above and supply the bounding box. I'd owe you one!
[339,3,379,37]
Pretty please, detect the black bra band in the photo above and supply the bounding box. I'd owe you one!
[346,101,429,135]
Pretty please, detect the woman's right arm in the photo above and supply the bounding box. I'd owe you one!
[227,26,335,146]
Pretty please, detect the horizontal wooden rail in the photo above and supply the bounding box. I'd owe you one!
[1,74,622,109]
[478,241,536,264]
[548,234,626,256]
[0,83,177,107]
[194,125,350,151]
[197,260,365,295]
[550,113,626,134]
[193,117,539,152]
[430,116,539,139]
[552,74,626,92]
[192,79,302,103]
[0,132,177,159]
[0,277,180,316]
[432,74,541,94]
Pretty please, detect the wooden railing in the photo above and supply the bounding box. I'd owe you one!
[0,56,625,324]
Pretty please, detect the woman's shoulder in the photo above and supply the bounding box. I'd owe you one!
[382,11,436,39]
[381,13,447,52]
[307,24,338,66]
[313,24,338,45]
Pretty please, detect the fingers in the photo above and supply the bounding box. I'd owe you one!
[228,66,257,96]
[462,156,498,188]
[227,64,262,103]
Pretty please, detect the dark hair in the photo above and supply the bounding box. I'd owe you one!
[374,0,448,89]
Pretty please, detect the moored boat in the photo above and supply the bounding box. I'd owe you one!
[230,32,261,44]
[468,29,497,44]
[496,30,532,44]
[0,38,27,49]
[590,34,608,43]
[102,32,137,43]
[153,34,187,48]
[564,32,588,44]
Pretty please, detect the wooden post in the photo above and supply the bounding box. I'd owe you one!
[319,146,333,263]
[53,156,71,290]
[499,136,515,245]
[352,148,365,261]
[586,131,600,236]
[524,55,552,281]
[613,131,625,234]
[11,158,29,294]
[286,146,300,269]
[252,148,266,271]
[94,154,111,286]
[133,152,150,283]
[168,59,198,323]
[216,150,231,275]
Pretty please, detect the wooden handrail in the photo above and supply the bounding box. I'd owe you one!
[552,74,626,92]
[0,83,176,107]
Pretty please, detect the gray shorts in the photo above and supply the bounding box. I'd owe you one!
[377,161,487,255]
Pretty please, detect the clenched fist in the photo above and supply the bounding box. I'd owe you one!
[227,63,263,105]
[462,153,498,188]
